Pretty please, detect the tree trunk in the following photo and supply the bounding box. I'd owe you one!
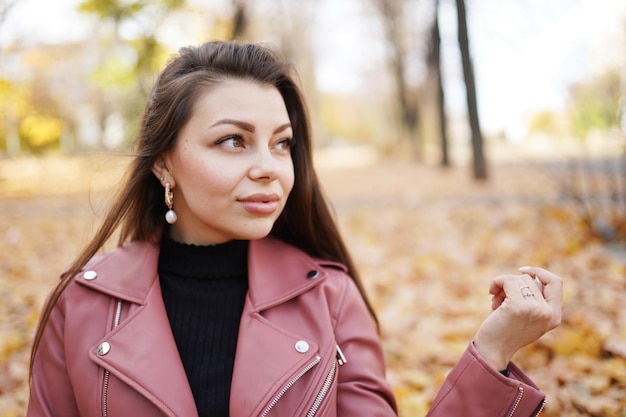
[6,122,20,155]
[374,0,421,158]
[455,0,487,180]
[430,0,450,167]
[231,0,248,40]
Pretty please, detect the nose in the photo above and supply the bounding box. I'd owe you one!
[248,146,279,181]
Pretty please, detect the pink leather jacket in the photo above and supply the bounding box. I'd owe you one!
[28,236,545,417]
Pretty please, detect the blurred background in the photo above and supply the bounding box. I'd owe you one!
[1,0,626,416]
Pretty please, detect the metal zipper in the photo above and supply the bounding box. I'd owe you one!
[102,299,123,417]
[506,386,524,417]
[260,355,321,417]
[335,344,347,366]
[533,399,545,416]
[306,360,336,417]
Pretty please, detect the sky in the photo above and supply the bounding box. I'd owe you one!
[1,0,624,140]
[311,0,626,139]
[463,0,625,139]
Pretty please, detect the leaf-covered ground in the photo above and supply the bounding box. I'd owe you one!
[1,154,625,416]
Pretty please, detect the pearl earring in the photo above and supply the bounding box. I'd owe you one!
[164,182,177,224]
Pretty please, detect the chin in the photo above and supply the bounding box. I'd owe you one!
[235,226,274,241]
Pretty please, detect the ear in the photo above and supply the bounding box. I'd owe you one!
[151,156,175,188]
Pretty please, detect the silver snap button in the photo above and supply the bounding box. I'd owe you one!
[97,342,111,356]
[294,340,310,353]
[306,270,319,279]
[83,270,97,280]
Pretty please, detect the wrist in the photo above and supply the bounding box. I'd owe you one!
[472,340,510,371]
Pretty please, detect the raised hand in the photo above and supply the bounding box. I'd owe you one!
[473,267,563,371]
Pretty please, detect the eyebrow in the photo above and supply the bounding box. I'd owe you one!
[210,118,292,134]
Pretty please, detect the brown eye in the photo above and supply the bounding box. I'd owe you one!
[276,138,294,151]
[218,135,244,149]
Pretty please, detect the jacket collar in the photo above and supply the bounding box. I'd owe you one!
[77,238,160,305]
[76,235,333,310]
[247,236,331,310]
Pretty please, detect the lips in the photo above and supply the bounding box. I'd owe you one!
[238,193,281,214]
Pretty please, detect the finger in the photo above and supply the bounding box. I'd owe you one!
[519,266,561,287]
[518,273,547,300]
[519,266,564,322]
[489,272,544,309]
[488,278,503,296]
[490,290,506,310]
[516,274,544,303]
[488,274,523,296]
[489,275,511,310]
[518,266,563,300]
[492,274,528,303]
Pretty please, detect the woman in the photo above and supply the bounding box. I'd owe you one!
[28,41,562,417]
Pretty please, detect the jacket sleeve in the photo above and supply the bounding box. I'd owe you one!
[331,274,398,416]
[426,342,545,417]
[27,290,81,417]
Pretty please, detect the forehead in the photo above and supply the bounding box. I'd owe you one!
[193,79,287,118]
[175,79,293,143]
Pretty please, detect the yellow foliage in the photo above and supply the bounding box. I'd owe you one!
[0,78,29,118]
[393,386,430,417]
[19,115,64,148]
[550,326,603,357]
[604,358,626,385]
[0,410,20,417]
[91,55,136,89]
[1,333,25,359]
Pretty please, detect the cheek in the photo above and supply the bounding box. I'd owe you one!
[283,162,296,194]
[174,155,230,196]
[192,168,235,197]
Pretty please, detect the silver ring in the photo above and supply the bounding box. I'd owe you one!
[523,292,534,297]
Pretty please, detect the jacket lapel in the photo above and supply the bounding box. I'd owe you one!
[80,240,198,417]
[246,237,330,310]
[229,305,321,417]
[230,237,329,417]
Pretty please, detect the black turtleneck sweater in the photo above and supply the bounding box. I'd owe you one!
[158,236,249,417]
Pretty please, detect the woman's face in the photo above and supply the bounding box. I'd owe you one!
[153,79,295,245]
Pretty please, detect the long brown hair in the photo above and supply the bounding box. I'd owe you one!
[30,40,378,372]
